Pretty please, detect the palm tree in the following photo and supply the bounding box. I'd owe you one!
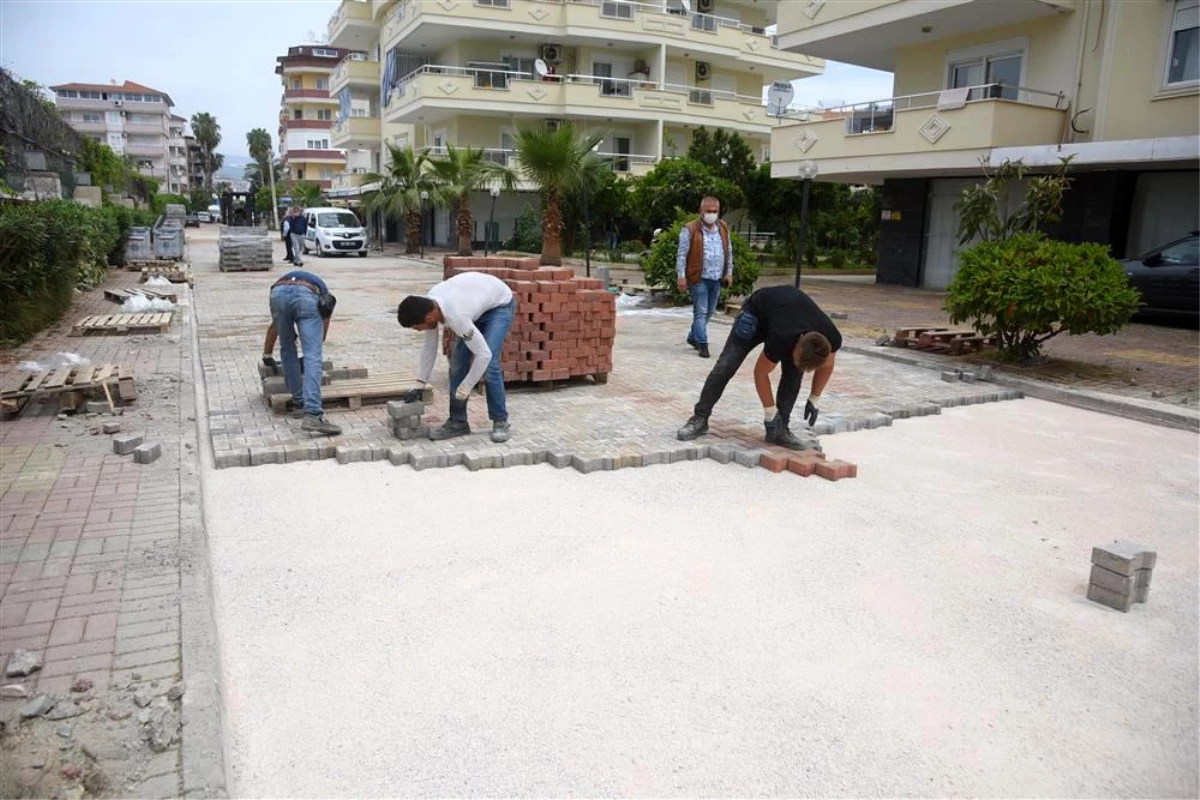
[290,180,323,208]
[429,145,514,256]
[190,112,221,192]
[361,144,436,255]
[512,124,609,266]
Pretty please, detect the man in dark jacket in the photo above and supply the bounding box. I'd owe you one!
[281,207,296,262]
[288,207,308,266]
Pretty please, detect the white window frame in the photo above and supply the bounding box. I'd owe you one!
[943,37,1028,94]
[1160,0,1200,93]
[316,108,332,121]
[316,76,330,90]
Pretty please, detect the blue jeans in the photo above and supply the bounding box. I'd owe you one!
[269,284,324,416]
[688,278,722,346]
[448,298,516,424]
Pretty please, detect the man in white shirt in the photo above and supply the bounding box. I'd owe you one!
[397,271,517,443]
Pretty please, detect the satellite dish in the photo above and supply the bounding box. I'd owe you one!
[680,0,691,11]
[767,80,795,117]
[534,59,549,77]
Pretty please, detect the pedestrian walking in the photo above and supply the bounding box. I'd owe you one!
[396,272,517,443]
[676,195,733,359]
[281,207,296,263]
[288,207,308,266]
[676,285,841,450]
[262,270,341,435]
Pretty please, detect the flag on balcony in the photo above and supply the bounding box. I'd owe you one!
[337,87,351,122]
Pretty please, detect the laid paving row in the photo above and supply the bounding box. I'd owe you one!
[190,236,1023,477]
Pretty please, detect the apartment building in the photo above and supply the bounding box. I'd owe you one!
[276,45,362,190]
[325,0,824,246]
[167,114,190,194]
[51,80,179,189]
[771,0,1200,289]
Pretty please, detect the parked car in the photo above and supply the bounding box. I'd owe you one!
[302,207,369,258]
[185,212,201,228]
[196,211,211,223]
[1121,231,1199,318]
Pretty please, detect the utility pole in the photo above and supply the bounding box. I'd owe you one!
[267,142,280,231]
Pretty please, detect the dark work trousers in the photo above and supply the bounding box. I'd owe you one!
[283,230,294,261]
[693,309,803,424]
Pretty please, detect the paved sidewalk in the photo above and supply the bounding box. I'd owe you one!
[190,234,1022,474]
[0,270,206,797]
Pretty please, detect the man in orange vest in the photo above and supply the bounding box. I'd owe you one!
[675,195,732,359]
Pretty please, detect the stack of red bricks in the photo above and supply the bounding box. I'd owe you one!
[441,256,616,383]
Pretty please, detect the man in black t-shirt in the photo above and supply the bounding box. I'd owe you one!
[677,285,841,450]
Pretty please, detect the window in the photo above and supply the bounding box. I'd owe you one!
[316,77,329,90]
[291,78,302,90]
[1155,235,1200,265]
[594,62,631,97]
[689,88,713,105]
[1166,0,1199,87]
[106,111,122,125]
[81,113,101,123]
[691,13,717,32]
[317,211,361,228]
[296,169,305,180]
[307,138,329,149]
[294,109,303,120]
[476,0,510,6]
[319,167,332,179]
[602,1,634,20]
[316,109,332,120]
[313,47,339,57]
[80,91,101,99]
[946,40,1024,100]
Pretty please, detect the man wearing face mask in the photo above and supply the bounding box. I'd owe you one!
[675,196,733,359]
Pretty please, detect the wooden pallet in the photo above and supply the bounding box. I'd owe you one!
[893,326,997,354]
[140,267,193,286]
[125,259,173,271]
[267,371,424,413]
[103,287,178,304]
[1,364,135,415]
[71,312,173,336]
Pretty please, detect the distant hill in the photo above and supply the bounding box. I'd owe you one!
[216,154,253,179]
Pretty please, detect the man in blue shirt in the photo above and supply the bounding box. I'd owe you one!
[675,196,733,359]
[262,270,341,435]
[288,207,309,266]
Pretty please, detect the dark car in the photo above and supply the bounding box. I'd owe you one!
[1122,231,1199,318]
[185,212,201,228]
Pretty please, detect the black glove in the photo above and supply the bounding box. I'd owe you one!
[804,399,819,427]
[317,292,337,320]
[262,355,277,368]
[763,415,780,444]
[402,388,424,404]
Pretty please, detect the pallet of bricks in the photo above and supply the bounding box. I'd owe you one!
[441,257,615,383]
[219,227,273,272]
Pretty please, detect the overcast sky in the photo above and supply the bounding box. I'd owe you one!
[0,0,892,158]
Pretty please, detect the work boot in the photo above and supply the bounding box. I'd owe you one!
[288,407,306,419]
[698,344,710,358]
[491,421,511,443]
[764,416,780,444]
[686,335,699,350]
[774,426,811,452]
[677,414,709,441]
[301,414,342,436]
[429,419,471,441]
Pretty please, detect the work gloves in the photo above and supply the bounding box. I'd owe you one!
[454,385,472,402]
[804,396,820,427]
[763,415,780,444]
[402,388,424,404]
[262,355,277,368]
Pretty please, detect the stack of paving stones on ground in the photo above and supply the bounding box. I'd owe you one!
[1087,541,1157,612]
[188,235,1023,478]
[0,272,199,797]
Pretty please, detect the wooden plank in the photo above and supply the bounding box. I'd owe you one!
[0,370,34,395]
[93,365,114,383]
[23,371,55,392]
[72,365,95,387]
[42,368,70,390]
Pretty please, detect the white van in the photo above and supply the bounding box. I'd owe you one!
[302,207,368,258]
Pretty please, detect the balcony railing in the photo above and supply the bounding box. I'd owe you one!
[422,145,656,173]
[394,64,764,109]
[781,83,1066,135]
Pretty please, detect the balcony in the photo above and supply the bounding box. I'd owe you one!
[385,65,773,133]
[327,0,375,48]
[381,0,821,78]
[770,84,1068,184]
[331,114,382,149]
[124,143,166,157]
[283,88,340,105]
[284,150,348,164]
[331,55,380,93]
[776,0,1075,71]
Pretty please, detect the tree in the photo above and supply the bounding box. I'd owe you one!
[290,180,323,207]
[512,124,609,266]
[361,144,436,255]
[190,112,221,192]
[243,158,281,194]
[955,156,1073,244]
[245,128,273,193]
[429,145,514,255]
[642,212,761,301]
[77,139,129,194]
[127,173,159,208]
[687,127,756,198]
[187,187,211,213]
[629,158,741,236]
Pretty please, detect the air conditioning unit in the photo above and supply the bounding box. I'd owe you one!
[540,44,563,63]
[695,61,711,81]
[545,118,564,131]
[114,100,123,107]
[696,0,714,12]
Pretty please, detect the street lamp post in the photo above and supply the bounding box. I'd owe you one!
[794,160,818,289]
[419,190,429,259]
[583,181,592,278]
[485,186,500,257]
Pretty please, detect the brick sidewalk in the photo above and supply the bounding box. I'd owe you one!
[1,270,199,797]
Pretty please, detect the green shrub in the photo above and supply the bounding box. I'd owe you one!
[827,248,848,269]
[944,232,1140,364]
[151,193,189,215]
[504,203,543,254]
[642,213,761,303]
[617,239,645,254]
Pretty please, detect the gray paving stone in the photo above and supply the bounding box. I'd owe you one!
[113,433,145,455]
[386,401,424,420]
[571,455,604,474]
[335,445,374,464]
[708,445,734,464]
[410,453,440,471]
[547,452,572,469]
[733,447,767,468]
[133,443,162,464]
[1087,582,1135,612]
[387,447,411,466]
[283,443,318,463]
[248,446,284,466]
[1092,541,1156,577]
[501,449,534,468]
[213,449,250,470]
[102,422,122,434]
[941,371,960,382]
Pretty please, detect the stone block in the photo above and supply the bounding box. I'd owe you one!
[642,450,672,466]
[409,453,440,471]
[941,371,960,382]
[707,445,734,465]
[1092,541,1156,577]
[527,450,549,465]
[335,445,373,464]
[392,414,422,429]
[132,443,162,464]
[1088,564,1136,595]
[501,449,534,468]
[113,433,144,455]
[213,449,250,469]
[283,443,318,463]
[86,401,110,414]
[978,365,995,381]
[1087,582,1135,612]
[914,403,942,417]
[546,452,572,469]
[462,452,500,471]
[571,455,604,474]
[613,452,642,470]
[814,459,858,481]
[261,376,288,396]
[102,422,121,434]
[248,446,284,466]
[962,371,978,383]
[811,421,835,436]
[733,448,766,468]
[785,456,818,477]
[394,425,428,441]
[386,401,424,420]
[387,447,411,466]
[1133,569,1152,603]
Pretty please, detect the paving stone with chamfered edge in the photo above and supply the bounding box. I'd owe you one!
[1092,541,1157,577]
[814,459,858,481]
[335,445,375,464]
[112,433,144,455]
[1087,582,1136,612]
[386,401,425,420]
[132,443,162,464]
[102,422,122,434]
